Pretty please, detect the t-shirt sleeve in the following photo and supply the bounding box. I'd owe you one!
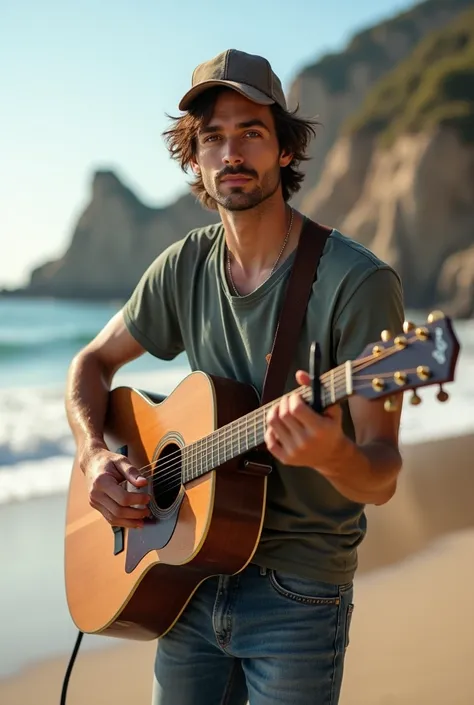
[333,267,405,364]
[122,244,184,360]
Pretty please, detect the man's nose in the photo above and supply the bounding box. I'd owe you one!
[222,138,244,166]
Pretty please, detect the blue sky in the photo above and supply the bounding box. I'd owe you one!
[1,0,415,287]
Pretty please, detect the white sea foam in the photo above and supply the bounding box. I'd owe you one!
[0,339,472,506]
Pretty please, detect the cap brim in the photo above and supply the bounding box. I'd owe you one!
[179,80,274,111]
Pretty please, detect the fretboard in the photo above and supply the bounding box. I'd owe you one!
[181,361,353,483]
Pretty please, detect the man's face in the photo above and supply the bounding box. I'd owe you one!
[193,91,291,211]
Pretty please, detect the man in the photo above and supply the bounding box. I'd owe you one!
[66,49,405,705]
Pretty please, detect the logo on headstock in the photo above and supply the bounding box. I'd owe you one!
[432,326,448,365]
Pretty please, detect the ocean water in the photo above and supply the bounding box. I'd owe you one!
[0,297,473,506]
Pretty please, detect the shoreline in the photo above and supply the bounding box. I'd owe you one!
[1,431,474,703]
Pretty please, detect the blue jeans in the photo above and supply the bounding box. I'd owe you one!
[152,563,354,705]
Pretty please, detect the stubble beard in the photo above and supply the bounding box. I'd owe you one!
[205,167,281,212]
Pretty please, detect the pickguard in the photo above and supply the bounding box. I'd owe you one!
[113,443,184,574]
[125,492,184,573]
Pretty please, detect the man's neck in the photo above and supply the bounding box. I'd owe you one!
[219,197,302,278]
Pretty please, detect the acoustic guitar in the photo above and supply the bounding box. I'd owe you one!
[64,312,459,641]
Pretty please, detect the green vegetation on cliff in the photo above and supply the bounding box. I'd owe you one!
[344,8,474,145]
[301,0,473,94]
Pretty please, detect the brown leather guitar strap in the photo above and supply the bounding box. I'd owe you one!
[260,217,331,406]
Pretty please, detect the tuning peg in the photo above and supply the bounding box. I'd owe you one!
[394,371,408,386]
[403,321,416,333]
[436,385,449,402]
[409,390,422,406]
[381,330,392,342]
[427,310,445,324]
[415,326,430,341]
[394,335,408,349]
[416,365,431,381]
[384,397,399,412]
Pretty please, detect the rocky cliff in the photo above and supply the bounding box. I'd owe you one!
[309,129,474,316]
[305,6,474,316]
[9,0,474,317]
[26,171,218,299]
[292,0,474,208]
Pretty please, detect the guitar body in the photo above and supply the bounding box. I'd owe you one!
[64,371,267,641]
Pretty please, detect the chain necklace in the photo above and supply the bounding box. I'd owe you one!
[226,207,294,297]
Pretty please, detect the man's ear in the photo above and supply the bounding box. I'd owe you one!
[190,159,201,175]
[279,150,293,168]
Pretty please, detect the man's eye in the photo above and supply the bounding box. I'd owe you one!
[203,135,220,143]
[245,131,261,138]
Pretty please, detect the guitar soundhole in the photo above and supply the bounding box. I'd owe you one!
[152,442,182,510]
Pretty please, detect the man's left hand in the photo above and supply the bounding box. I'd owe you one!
[264,370,345,473]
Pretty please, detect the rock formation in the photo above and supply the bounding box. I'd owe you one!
[291,0,474,208]
[26,171,218,299]
[309,129,474,315]
[305,5,474,316]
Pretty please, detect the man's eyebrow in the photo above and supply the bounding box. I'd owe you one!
[199,119,271,135]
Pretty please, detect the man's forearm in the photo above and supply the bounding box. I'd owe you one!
[65,352,112,456]
[315,436,402,505]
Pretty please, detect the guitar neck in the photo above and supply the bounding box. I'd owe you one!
[182,361,353,483]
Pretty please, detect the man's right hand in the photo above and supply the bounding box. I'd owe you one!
[81,444,151,529]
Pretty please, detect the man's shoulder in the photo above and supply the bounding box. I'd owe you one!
[323,227,401,289]
[165,221,224,260]
[326,229,393,273]
[142,221,224,280]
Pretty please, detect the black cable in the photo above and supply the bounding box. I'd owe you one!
[60,630,84,705]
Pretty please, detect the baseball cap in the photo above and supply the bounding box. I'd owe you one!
[179,49,287,112]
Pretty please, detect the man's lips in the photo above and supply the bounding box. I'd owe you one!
[220,175,252,185]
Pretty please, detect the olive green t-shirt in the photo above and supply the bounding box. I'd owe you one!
[122,220,404,584]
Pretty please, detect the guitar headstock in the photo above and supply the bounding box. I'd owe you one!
[352,311,460,411]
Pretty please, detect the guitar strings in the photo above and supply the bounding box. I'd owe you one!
[126,339,416,494]
[149,368,422,495]
[143,375,404,498]
[130,369,348,484]
[128,340,413,489]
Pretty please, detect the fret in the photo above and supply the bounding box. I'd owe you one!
[235,421,240,456]
[259,408,266,445]
[330,369,336,404]
[228,426,233,462]
[324,384,330,407]
[220,429,226,465]
[345,360,353,396]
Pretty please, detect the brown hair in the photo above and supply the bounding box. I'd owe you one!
[162,87,319,211]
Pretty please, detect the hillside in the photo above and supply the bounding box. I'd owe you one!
[344,7,474,146]
[292,0,474,204]
[303,7,474,316]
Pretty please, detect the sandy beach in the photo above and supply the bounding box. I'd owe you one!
[1,432,473,705]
